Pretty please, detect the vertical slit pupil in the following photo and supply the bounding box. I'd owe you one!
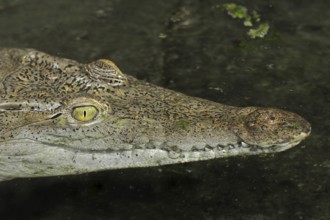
[84,110,87,118]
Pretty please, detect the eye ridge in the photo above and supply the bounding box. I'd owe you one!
[72,105,99,122]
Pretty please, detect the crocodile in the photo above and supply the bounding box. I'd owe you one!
[0,48,311,181]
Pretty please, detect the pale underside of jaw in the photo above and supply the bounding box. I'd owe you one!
[0,137,302,180]
[37,137,301,158]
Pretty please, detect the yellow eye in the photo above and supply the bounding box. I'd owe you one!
[72,106,98,122]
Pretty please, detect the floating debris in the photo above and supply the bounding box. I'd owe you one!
[220,3,270,39]
[247,23,270,39]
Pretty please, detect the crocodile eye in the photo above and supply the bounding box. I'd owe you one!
[72,106,98,122]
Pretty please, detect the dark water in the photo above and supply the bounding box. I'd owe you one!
[0,0,329,219]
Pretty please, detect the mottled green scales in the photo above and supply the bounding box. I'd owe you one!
[0,48,311,181]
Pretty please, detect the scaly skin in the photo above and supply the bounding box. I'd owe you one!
[0,48,311,181]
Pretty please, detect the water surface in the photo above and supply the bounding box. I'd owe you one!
[0,0,328,219]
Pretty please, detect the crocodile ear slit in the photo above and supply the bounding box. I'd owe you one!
[0,103,22,111]
[49,112,62,120]
[85,59,128,86]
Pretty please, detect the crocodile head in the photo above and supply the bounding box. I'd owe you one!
[0,48,311,181]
